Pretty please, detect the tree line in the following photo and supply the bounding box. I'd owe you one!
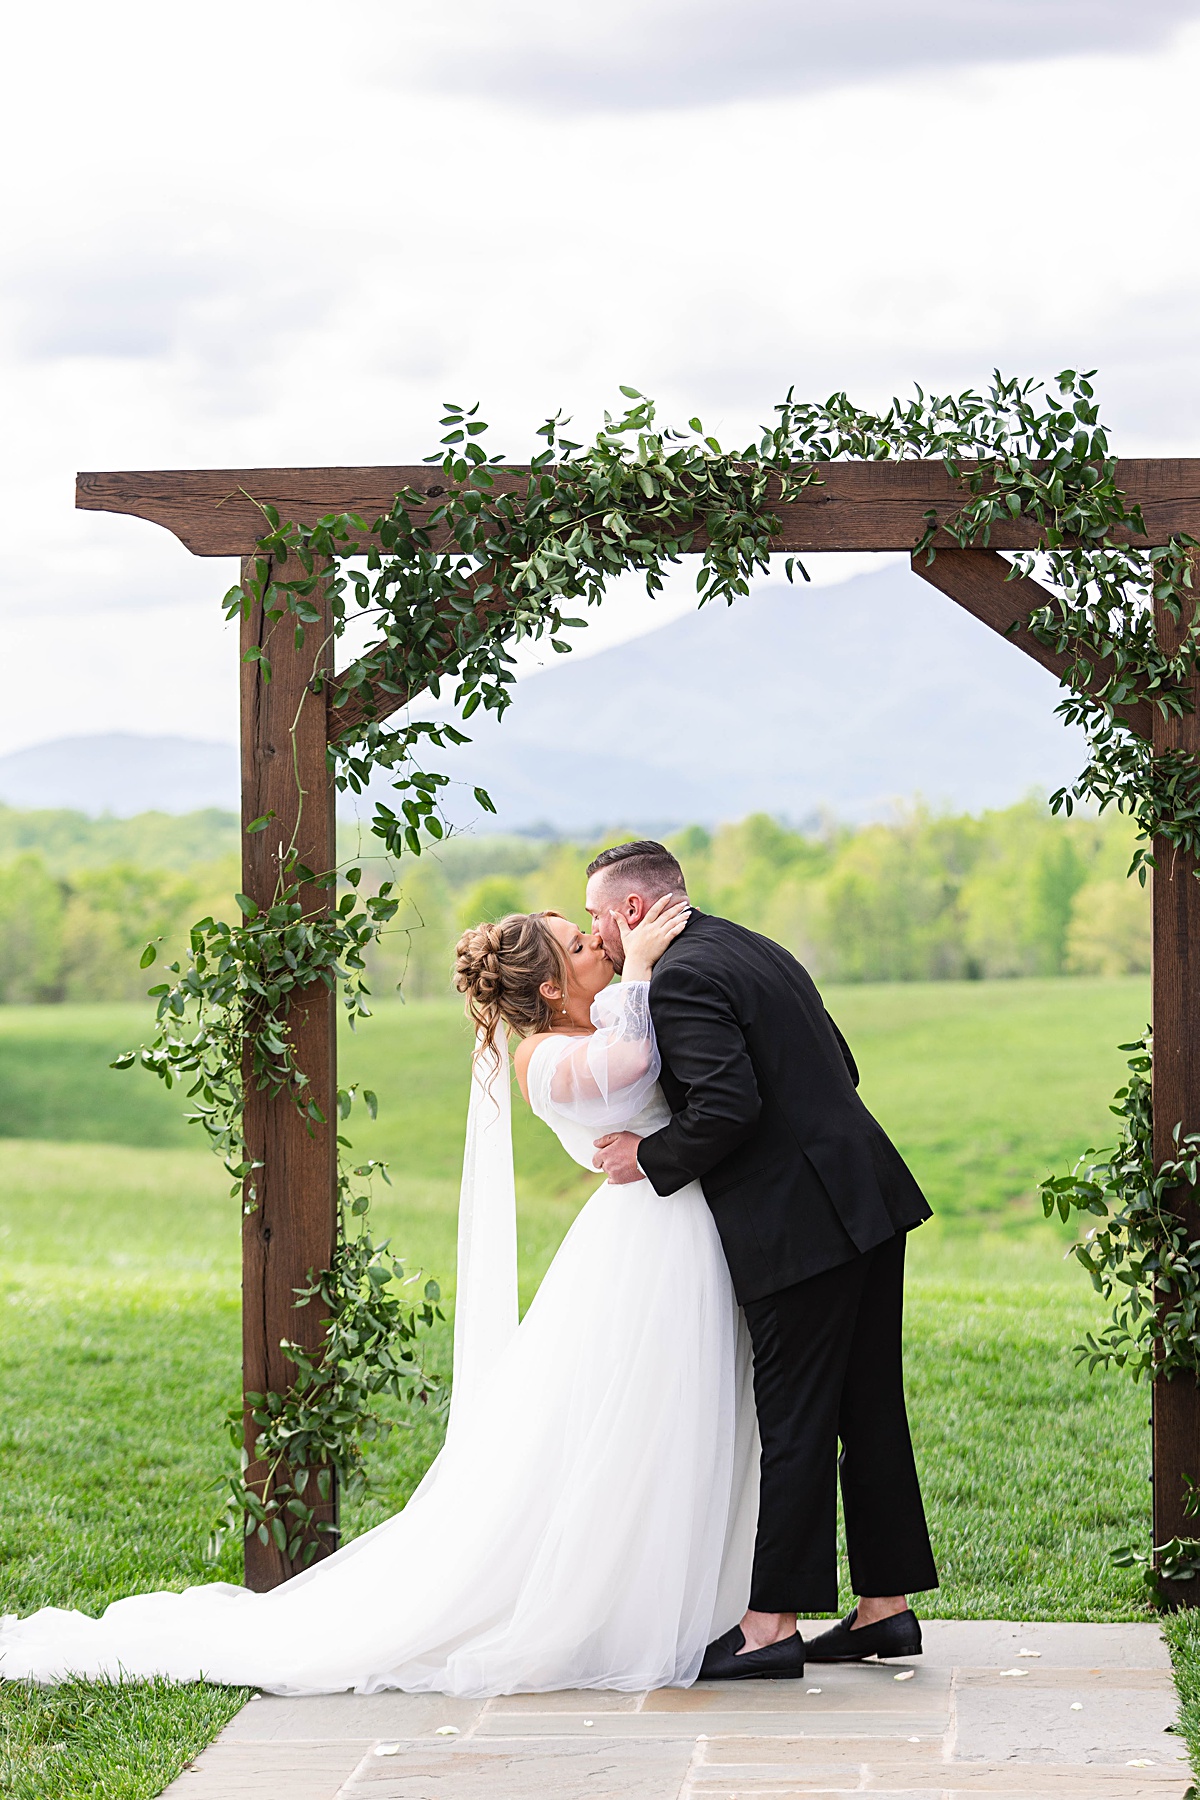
[373,796,1147,997]
[0,797,1147,1005]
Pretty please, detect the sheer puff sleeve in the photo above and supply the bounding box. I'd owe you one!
[528,982,661,1131]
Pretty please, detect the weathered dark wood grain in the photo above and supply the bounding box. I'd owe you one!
[1151,562,1200,1600]
[76,459,1200,557]
[910,548,1153,740]
[240,554,338,1590]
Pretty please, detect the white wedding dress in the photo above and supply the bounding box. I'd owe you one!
[0,984,759,1695]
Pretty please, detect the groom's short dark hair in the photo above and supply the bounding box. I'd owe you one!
[587,840,686,898]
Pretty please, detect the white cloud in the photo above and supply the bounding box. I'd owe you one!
[399,0,1200,112]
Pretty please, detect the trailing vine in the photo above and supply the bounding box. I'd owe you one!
[1039,1035,1200,1598]
[209,1154,443,1567]
[1040,1034,1200,1385]
[117,370,1200,1565]
[116,868,398,1199]
[118,875,446,1563]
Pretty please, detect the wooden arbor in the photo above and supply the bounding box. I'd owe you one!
[78,458,1200,1593]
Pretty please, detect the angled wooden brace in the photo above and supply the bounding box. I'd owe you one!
[909,547,1153,742]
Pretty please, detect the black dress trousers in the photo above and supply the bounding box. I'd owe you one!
[742,1230,938,1614]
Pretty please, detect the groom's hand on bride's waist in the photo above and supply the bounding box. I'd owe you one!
[593,1132,644,1184]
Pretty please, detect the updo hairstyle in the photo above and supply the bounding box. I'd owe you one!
[454,913,568,1062]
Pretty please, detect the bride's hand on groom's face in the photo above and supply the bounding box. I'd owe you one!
[593,1131,644,1184]
[617,894,691,980]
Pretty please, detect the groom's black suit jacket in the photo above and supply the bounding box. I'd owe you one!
[636,911,931,1305]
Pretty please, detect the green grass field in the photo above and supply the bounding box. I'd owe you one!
[0,977,1175,1796]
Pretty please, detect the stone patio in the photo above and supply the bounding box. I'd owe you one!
[160,1620,1193,1799]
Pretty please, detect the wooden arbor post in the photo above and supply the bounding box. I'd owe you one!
[78,457,1200,1593]
[1150,569,1200,1583]
[238,552,339,1588]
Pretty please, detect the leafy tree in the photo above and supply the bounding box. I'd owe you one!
[456,875,529,931]
[0,855,65,1002]
[60,864,201,1002]
[1066,880,1150,975]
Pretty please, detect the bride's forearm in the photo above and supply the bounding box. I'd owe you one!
[621,963,653,984]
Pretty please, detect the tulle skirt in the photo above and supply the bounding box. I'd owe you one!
[0,1176,759,1695]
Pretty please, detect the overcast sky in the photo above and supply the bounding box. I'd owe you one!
[3,0,1200,756]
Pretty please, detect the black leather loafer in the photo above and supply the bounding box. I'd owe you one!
[804,1606,922,1662]
[698,1625,806,1681]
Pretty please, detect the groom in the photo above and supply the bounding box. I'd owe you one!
[586,840,938,1680]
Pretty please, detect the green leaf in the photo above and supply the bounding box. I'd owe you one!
[139,943,158,969]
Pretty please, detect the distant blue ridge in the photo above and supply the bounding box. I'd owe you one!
[0,564,1086,827]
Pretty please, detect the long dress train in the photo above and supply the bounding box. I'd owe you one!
[0,983,759,1695]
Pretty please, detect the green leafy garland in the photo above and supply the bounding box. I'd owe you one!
[1041,1035,1200,1384]
[1040,1039,1200,1599]
[210,1156,443,1567]
[119,370,1200,1567]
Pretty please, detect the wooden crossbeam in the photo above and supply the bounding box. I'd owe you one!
[81,460,1197,742]
[76,458,1200,558]
[910,548,1154,740]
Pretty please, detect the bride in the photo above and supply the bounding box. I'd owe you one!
[0,899,759,1696]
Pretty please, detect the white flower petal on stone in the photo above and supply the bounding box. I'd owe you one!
[1017,1648,1041,1657]
[806,1688,822,1694]
[908,1736,920,1743]
[375,1742,401,1756]
[583,1720,594,1727]
[435,1726,460,1737]
[1127,1760,1154,1767]
[1071,1703,1083,1711]
[893,1668,916,1681]
[999,1668,1028,1678]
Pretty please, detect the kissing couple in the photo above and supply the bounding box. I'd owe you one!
[0,840,937,1696]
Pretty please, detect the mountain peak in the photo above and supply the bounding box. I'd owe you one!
[0,564,1086,827]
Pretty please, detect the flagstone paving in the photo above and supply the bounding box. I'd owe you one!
[159,1620,1192,1799]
